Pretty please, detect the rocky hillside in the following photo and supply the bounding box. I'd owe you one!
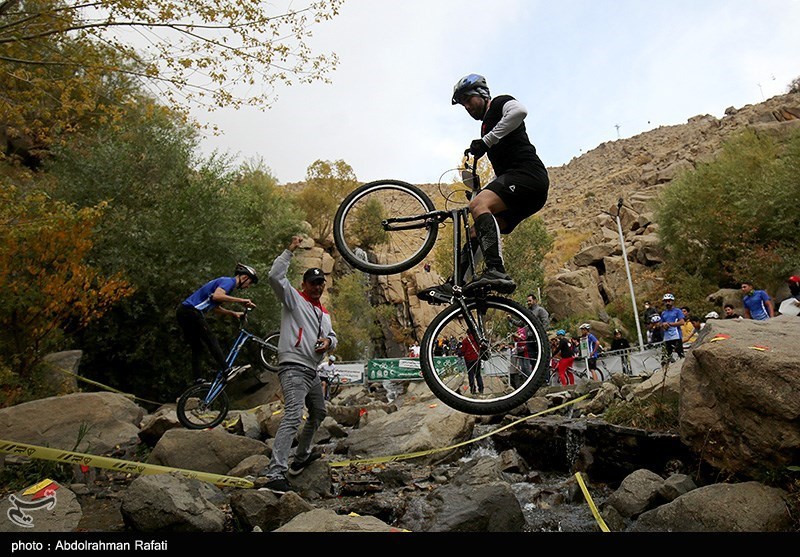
[535,92,800,329]
[541,91,800,244]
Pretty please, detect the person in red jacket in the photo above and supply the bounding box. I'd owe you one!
[554,329,575,386]
[461,332,483,395]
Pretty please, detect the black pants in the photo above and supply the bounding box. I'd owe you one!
[176,304,227,379]
[663,339,685,362]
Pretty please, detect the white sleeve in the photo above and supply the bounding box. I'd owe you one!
[483,100,528,147]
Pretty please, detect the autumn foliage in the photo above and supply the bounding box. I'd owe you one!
[0,183,133,384]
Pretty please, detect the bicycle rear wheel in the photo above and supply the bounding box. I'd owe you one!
[176,383,230,429]
[420,296,549,415]
[328,375,342,400]
[333,180,438,275]
[257,330,280,373]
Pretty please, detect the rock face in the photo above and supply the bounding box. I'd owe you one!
[679,316,800,477]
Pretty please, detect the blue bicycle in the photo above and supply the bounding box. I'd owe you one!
[176,308,280,429]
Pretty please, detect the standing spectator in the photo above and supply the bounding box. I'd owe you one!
[461,332,483,395]
[723,304,742,320]
[660,293,685,362]
[526,294,550,330]
[579,323,602,379]
[510,324,530,388]
[610,329,632,375]
[644,302,660,344]
[740,282,774,321]
[317,355,336,401]
[176,263,258,381]
[554,329,575,386]
[647,314,664,346]
[256,236,337,495]
[781,275,800,316]
[680,307,699,346]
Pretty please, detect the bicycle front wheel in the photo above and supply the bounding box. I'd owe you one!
[334,180,438,275]
[176,383,230,429]
[257,330,280,373]
[420,296,550,415]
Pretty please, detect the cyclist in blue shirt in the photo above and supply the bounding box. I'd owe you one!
[740,282,774,320]
[660,293,685,363]
[176,263,258,380]
[578,323,602,377]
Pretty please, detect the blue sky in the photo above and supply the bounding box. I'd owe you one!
[191,0,800,185]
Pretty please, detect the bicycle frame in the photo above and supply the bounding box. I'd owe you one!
[202,310,262,406]
[381,157,488,351]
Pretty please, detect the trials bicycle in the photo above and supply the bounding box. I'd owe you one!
[333,156,549,415]
[176,308,280,429]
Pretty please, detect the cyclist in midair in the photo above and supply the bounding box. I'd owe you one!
[419,74,550,303]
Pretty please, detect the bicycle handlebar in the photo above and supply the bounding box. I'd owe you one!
[240,306,253,325]
[461,155,481,194]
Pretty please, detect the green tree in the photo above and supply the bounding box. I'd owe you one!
[45,101,304,400]
[348,196,389,251]
[656,130,800,294]
[655,128,800,294]
[328,272,382,361]
[504,215,554,304]
[294,159,358,241]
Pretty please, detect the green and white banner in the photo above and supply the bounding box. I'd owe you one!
[366,357,463,381]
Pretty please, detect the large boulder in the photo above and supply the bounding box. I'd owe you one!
[120,473,227,532]
[343,398,475,465]
[147,428,270,475]
[545,267,606,321]
[629,481,793,532]
[0,392,144,454]
[679,317,800,478]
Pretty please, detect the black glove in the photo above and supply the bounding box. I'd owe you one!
[467,139,487,158]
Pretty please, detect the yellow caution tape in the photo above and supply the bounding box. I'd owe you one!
[0,439,253,489]
[50,365,165,407]
[574,471,611,532]
[329,393,591,468]
[53,365,271,417]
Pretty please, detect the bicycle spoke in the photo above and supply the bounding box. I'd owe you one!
[420,296,549,415]
[334,181,438,274]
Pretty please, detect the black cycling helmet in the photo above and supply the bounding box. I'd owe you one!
[234,262,258,284]
[452,74,490,105]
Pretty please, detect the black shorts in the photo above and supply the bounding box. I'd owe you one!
[484,170,549,233]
